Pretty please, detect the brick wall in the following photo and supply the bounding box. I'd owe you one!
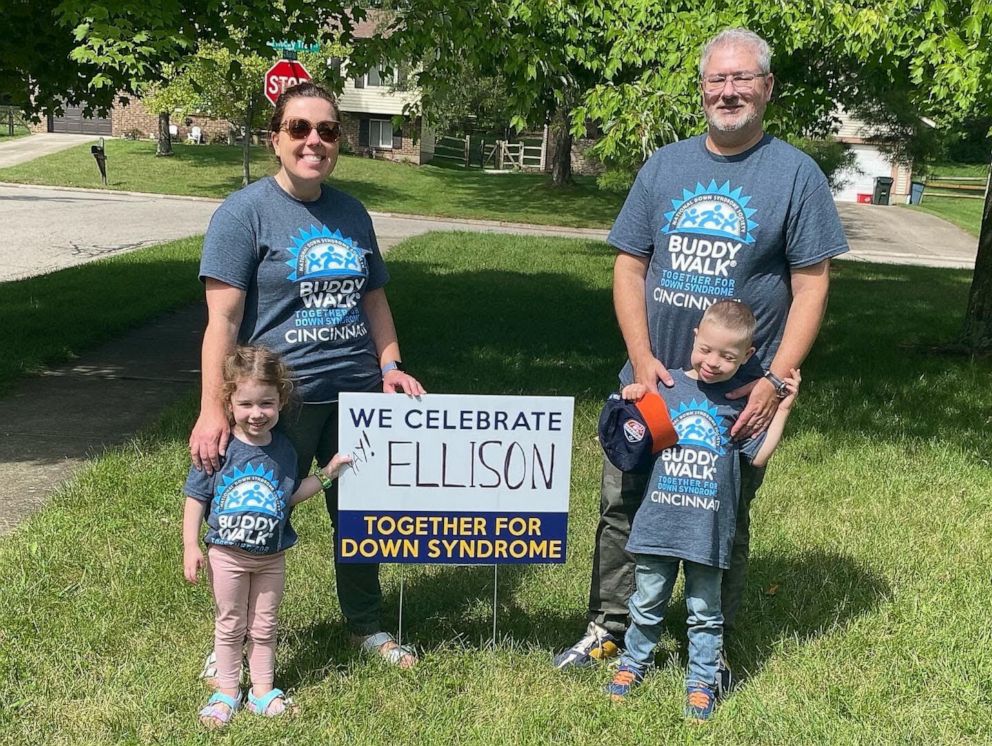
[339,111,423,164]
[112,98,233,142]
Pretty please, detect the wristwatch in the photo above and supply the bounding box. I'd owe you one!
[763,370,789,398]
[313,466,335,490]
[381,360,405,375]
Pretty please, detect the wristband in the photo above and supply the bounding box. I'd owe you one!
[381,360,405,375]
[314,466,334,490]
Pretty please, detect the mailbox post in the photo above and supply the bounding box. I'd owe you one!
[91,137,107,185]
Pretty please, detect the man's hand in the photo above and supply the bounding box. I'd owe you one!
[189,409,230,475]
[632,354,675,390]
[383,369,426,396]
[728,377,780,439]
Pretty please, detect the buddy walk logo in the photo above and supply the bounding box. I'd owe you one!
[286,225,367,281]
[283,225,371,344]
[214,463,285,548]
[655,180,759,310]
[651,399,728,510]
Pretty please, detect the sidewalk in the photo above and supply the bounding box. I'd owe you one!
[0,304,204,534]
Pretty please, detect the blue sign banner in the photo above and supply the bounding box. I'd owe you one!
[338,510,568,564]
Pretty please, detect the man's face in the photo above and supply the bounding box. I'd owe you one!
[700,44,774,136]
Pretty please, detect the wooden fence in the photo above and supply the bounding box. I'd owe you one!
[432,129,548,171]
[923,175,988,201]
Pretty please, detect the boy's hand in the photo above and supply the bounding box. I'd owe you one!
[778,368,801,410]
[621,383,648,401]
[183,546,205,583]
[322,453,354,480]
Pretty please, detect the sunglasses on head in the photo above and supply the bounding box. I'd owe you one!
[280,118,341,143]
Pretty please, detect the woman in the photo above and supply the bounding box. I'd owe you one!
[189,82,424,671]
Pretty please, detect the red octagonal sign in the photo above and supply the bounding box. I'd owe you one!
[264,60,312,105]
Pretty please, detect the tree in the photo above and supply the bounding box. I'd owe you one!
[2,1,359,120]
[142,69,198,157]
[145,45,272,185]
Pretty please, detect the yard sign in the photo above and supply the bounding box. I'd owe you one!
[337,393,574,564]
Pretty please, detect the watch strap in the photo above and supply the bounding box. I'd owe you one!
[314,466,334,490]
[381,360,405,375]
[763,370,788,398]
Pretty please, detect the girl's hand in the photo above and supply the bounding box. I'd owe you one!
[184,546,206,583]
[322,453,353,480]
[778,368,802,411]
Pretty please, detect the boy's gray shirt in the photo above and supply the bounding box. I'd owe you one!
[608,134,848,383]
[184,432,300,554]
[626,370,763,569]
[200,177,389,402]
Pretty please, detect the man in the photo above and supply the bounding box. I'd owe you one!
[554,28,848,686]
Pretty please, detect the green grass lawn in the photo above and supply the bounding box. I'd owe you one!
[1,233,990,743]
[0,237,202,394]
[930,160,991,179]
[905,195,984,236]
[0,139,622,228]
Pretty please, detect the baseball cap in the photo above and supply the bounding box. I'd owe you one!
[598,390,679,472]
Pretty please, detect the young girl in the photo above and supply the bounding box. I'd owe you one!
[182,345,351,728]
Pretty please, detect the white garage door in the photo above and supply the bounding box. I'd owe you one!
[833,145,894,204]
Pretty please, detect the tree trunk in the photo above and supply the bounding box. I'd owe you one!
[242,99,254,187]
[961,165,992,352]
[550,105,573,187]
[156,111,173,157]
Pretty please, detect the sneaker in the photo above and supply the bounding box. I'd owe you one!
[716,650,733,699]
[606,663,646,701]
[685,683,717,722]
[552,622,621,670]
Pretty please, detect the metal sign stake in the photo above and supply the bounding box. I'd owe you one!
[492,564,499,648]
[398,566,405,649]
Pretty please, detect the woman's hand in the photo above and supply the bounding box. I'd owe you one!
[382,369,426,396]
[189,408,231,475]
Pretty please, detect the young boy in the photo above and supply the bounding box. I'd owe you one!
[603,300,799,721]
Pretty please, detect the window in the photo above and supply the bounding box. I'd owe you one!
[352,64,408,89]
[359,118,404,150]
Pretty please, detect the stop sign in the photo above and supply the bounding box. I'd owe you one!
[264,60,312,106]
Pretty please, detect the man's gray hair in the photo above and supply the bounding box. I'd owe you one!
[699,28,772,77]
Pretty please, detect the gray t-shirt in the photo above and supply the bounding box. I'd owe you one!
[200,177,390,402]
[608,134,848,383]
[184,432,300,554]
[627,370,763,569]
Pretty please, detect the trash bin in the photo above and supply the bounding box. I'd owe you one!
[909,181,925,205]
[873,176,894,205]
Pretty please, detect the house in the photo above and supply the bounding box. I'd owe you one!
[831,109,917,204]
[335,18,434,164]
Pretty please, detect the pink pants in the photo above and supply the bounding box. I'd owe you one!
[207,545,286,690]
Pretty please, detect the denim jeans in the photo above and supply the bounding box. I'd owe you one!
[621,555,723,688]
[588,454,764,640]
[280,398,383,636]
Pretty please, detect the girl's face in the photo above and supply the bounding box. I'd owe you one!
[229,378,281,443]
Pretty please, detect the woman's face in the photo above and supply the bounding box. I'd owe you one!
[271,96,340,186]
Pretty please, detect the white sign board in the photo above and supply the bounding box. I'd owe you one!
[337,393,574,564]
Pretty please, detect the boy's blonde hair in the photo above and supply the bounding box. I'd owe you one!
[700,300,756,347]
[221,345,294,412]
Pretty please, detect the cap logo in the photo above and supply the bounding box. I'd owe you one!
[623,419,646,443]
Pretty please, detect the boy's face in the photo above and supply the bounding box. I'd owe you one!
[690,320,755,383]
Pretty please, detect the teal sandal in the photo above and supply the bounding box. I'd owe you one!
[198,690,242,729]
[247,688,298,717]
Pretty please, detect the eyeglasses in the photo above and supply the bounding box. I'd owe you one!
[701,72,770,92]
[280,118,341,143]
